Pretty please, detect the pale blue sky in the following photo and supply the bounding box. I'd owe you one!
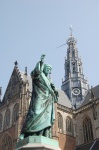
[0,0,99,97]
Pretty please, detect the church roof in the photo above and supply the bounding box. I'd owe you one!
[57,90,72,108]
[80,85,99,107]
[76,141,94,150]
[76,139,99,150]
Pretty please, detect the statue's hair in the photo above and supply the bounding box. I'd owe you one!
[44,64,52,69]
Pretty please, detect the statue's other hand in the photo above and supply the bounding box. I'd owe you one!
[55,91,59,98]
[50,89,54,96]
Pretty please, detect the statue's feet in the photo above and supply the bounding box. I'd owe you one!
[45,128,49,137]
[44,127,52,138]
[39,130,44,136]
[49,128,52,138]
[32,133,37,136]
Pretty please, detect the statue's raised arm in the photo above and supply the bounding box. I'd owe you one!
[31,54,45,78]
[21,54,58,139]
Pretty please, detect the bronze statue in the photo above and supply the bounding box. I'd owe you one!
[21,54,58,139]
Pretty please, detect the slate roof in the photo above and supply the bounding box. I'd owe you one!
[80,85,99,107]
[76,139,99,150]
[57,89,72,108]
[76,141,94,150]
[92,140,99,150]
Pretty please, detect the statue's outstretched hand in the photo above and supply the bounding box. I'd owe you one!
[40,54,45,63]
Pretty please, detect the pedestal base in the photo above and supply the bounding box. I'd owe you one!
[15,136,61,150]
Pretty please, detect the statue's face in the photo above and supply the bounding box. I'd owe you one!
[44,66,51,76]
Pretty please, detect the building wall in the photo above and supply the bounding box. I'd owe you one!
[55,105,76,150]
[58,133,76,150]
[0,128,15,150]
[0,77,30,150]
[0,98,20,149]
[95,104,99,139]
[75,101,99,146]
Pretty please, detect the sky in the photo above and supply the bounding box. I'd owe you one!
[0,0,99,98]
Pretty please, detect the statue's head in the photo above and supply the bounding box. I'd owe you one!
[43,64,52,76]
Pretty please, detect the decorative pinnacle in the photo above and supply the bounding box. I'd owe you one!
[69,25,73,36]
[14,61,18,66]
[25,67,27,75]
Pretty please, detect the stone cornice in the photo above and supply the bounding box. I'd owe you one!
[73,98,99,115]
[57,103,73,114]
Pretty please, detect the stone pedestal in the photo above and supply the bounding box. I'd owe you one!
[15,136,61,150]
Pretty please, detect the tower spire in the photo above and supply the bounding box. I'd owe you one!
[61,33,89,108]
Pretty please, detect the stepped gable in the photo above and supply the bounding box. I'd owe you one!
[2,65,25,104]
[80,85,99,107]
[57,89,72,108]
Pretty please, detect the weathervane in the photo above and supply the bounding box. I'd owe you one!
[69,25,73,36]
[56,25,73,49]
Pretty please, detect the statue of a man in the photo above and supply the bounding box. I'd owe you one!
[21,54,58,138]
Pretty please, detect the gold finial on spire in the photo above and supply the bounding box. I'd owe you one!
[69,25,73,36]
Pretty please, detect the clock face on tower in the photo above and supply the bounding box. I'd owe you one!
[72,88,80,96]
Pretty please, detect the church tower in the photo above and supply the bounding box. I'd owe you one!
[61,32,89,108]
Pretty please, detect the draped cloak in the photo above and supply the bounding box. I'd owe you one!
[22,62,57,134]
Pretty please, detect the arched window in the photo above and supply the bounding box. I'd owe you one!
[72,51,75,57]
[66,64,69,76]
[12,103,19,124]
[83,117,93,143]
[58,113,63,133]
[79,65,81,73]
[0,114,2,130]
[66,116,73,134]
[4,109,10,128]
[1,133,13,150]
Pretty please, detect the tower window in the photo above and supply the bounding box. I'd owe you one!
[79,65,81,73]
[72,63,75,73]
[72,51,75,57]
[73,66,75,72]
[67,68,69,75]
[67,64,69,76]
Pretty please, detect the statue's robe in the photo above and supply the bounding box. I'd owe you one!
[22,62,57,134]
